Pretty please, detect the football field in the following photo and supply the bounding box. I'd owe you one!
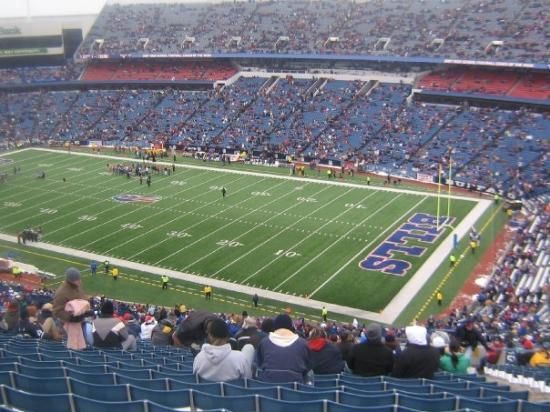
[0,149,484,315]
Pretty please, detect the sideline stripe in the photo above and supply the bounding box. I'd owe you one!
[414,205,502,321]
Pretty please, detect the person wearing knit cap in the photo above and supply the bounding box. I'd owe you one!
[392,325,440,378]
[256,313,311,383]
[193,318,254,381]
[92,300,136,351]
[347,323,394,377]
[52,267,87,323]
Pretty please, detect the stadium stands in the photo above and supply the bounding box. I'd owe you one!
[75,0,548,62]
[418,70,550,101]
[0,336,547,412]
[0,75,548,197]
[82,61,238,82]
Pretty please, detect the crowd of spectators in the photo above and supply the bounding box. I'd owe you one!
[0,75,548,197]
[76,0,548,62]
[0,190,548,379]
[0,63,82,85]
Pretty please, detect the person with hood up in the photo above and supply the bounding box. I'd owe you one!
[140,315,157,340]
[308,326,345,374]
[193,318,254,381]
[256,314,311,383]
[392,325,440,378]
[348,323,394,377]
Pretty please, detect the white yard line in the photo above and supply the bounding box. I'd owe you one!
[152,179,296,265]
[274,193,403,291]
[28,148,479,201]
[0,231,384,321]
[308,196,428,299]
[102,176,277,255]
[0,148,494,322]
[1,170,142,229]
[184,184,339,272]
[238,190,378,285]
[120,176,273,260]
[81,171,233,249]
[0,154,102,216]
[58,171,230,244]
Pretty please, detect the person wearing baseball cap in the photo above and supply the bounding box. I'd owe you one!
[52,267,88,323]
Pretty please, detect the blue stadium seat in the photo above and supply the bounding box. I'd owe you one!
[0,364,16,373]
[458,398,519,412]
[430,385,482,398]
[193,391,258,411]
[16,365,65,378]
[70,379,130,402]
[223,383,280,399]
[257,397,325,412]
[115,375,169,390]
[519,400,550,412]
[338,392,396,407]
[12,373,70,394]
[397,394,456,411]
[152,370,196,381]
[65,369,117,385]
[169,381,224,395]
[72,396,147,412]
[114,369,153,380]
[1,385,72,412]
[0,372,12,386]
[279,388,338,402]
[129,386,192,408]
[482,387,529,400]
[327,404,402,412]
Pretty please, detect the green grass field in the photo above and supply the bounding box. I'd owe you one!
[0,149,478,313]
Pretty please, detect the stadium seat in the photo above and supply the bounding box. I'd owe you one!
[458,398,519,412]
[12,373,70,394]
[129,386,192,408]
[1,385,72,412]
[192,391,258,411]
[71,396,147,412]
[257,397,326,412]
[70,379,130,402]
[397,394,456,411]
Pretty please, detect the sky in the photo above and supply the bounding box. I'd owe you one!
[0,0,108,18]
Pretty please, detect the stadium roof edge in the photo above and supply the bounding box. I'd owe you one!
[79,52,549,70]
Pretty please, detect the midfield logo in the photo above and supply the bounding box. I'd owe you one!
[112,194,161,204]
[359,213,455,277]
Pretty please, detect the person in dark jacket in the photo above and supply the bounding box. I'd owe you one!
[338,331,355,364]
[257,314,311,383]
[151,314,176,346]
[235,316,264,350]
[455,318,489,351]
[392,325,440,379]
[308,327,345,374]
[122,313,141,338]
[347,323,394,376]
[92,301,136,351]
[173,310,218,348]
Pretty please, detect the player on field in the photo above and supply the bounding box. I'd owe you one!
[221,187,227,198]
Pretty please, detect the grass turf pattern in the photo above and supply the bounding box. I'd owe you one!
[0,149,476,312]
